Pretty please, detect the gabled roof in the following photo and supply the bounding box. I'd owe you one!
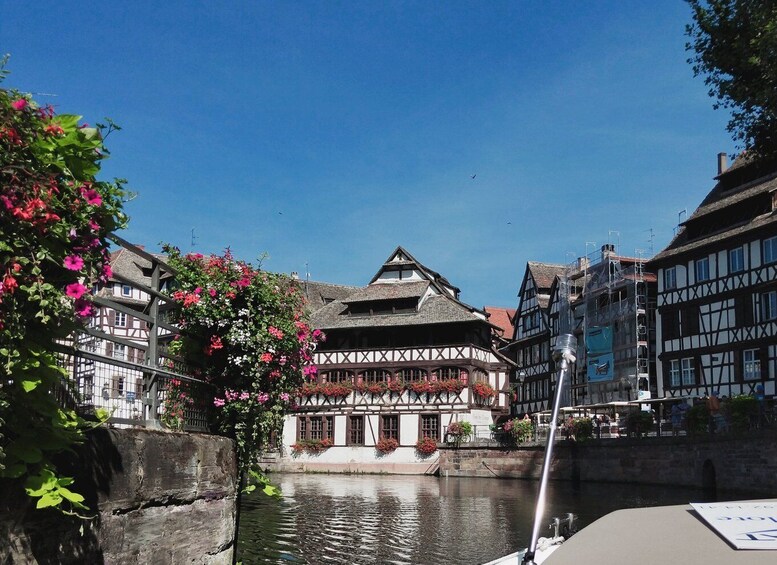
[343,281,429,304]
[484,306,516,337]
[527,261,567,291]
[300,280,360,313]
[108,247,170,287]
[369,246,461,296]
[651,157,777,263]
[310,246,489,331]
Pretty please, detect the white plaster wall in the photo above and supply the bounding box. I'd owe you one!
[400,413,419,445]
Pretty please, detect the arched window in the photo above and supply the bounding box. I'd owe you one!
[436,367,466,381]
[396,368,426,382]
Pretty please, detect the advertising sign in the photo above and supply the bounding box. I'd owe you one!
[587,352,614,383]
[690,501,777,549]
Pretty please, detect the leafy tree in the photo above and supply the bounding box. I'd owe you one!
[686,0,777,159]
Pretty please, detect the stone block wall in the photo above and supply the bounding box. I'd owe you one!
[1,428,237,564]
[439,432,777,496]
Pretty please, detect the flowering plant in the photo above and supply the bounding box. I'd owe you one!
[297,382,352,399]
[408,381,433,394]
[386,378,405,393]
[161,378,194,431]
[355,381,388,395]
[506,418,534,443]
[415,436,438,455]
[375,437,399,454]
[471,381,496,399]
[0,76,126,515]
[290,438,333,455]
[163,246,323,492]
[446,420,472,439]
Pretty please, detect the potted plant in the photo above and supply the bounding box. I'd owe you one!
[446,420,473,445]
[471,381,496,399]
[415,436,438,455]
[375,437,399,454]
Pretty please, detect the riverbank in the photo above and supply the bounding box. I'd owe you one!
[438,431,777,496]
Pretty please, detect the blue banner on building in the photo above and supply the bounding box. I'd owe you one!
[586,325,612,355]
[587,352,614,383]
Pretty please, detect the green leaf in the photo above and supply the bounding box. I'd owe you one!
[25,471,57,497]
[21,377,42,392]
[0,463,27,479]
[58,487,85,504]
[57,477,74,487]
[36,492,63,509]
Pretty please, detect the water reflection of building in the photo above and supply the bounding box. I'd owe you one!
[278,246,512,473]
[649,155,777,400]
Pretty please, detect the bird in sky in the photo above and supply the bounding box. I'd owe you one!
[470,174,477,179]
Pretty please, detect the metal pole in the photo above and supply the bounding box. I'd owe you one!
[522,334,577,565]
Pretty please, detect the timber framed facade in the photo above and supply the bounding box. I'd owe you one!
[649,156,777,401]
[279,246,512,473]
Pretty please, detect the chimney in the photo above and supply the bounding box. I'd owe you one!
[601,243,616,260]
[717,152,728,175]
[291,271,299,280]
[577,256,589,271]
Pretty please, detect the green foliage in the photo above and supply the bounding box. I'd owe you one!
[163,247,322,494]
[686,0,777,159]
[686,404,710,434]
[505,418,534,444]
[725,394,757,432]
[625,411,654,437]
[568,417,593,441]
[0,81,126,516]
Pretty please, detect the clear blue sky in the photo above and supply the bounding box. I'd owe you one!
[2,1,732,309]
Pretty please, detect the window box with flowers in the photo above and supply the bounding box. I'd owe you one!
[471,381,496,399]
[386,379,405,394]
[356,381,388,395]
[375,437,399,455]
[297,382,353,400]
[415,436,438,455]
[291,437,334,455]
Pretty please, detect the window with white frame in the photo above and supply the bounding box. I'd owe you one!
[761,290,777,321]
[121,284,132,297]
[114,311,127,327]
[728,246,745,273]
[669,359,681,387]
[681,357,695,385]
[764,236,777,264]
[743,349,761,381]
[664,267,677,290]
[695,257,710,282]
[113,343,126,360]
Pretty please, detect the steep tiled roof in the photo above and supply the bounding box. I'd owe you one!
[651,159,777,263]
[311,294,486,330]
[527,261,566,290]
[343,281,429,304]
[484,307,516,337]
[300,280,359,313]
[108,248,170,287]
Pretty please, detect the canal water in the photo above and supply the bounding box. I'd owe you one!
[236,474,726,564]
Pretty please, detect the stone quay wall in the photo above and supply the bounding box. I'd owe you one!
[438,432,777,496]
[1,428,237,564]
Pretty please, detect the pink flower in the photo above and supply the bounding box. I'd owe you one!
[88,219,100,231]
[260,352,273,363]
[74,298,95,318]
[102,263,113,278]
[11,99,28,111]
[208,288,216,297]
[280,392,290,402]
[268,326,284,339]
[239,392,250,401]
[213,398,225,407]
[194,287,202,295]
[82,189,102,206]
[256,392,269,404]
[64,255,84,271]
[65,282,87,299]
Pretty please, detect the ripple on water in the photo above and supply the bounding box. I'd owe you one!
[237,474,720,564]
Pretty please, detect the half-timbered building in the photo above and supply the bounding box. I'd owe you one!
[650,155,777,400]
[507,262,567,415]
[279,246,512,473]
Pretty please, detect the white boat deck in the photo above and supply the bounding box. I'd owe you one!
[544,501,777,564]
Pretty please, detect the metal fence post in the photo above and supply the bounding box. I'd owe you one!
[146,260,161,427]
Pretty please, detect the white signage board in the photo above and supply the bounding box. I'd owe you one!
[690,501,777,550]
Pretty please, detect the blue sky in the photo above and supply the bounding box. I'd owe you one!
[2,1,732,309]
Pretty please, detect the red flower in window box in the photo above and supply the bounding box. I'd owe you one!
[356,381,387,395]
[432,379,465,394]
[471,381,496,398]
[408,381,432,394]
[386,379,405,393]
[415,436,438,455]
[375,437,399,454]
